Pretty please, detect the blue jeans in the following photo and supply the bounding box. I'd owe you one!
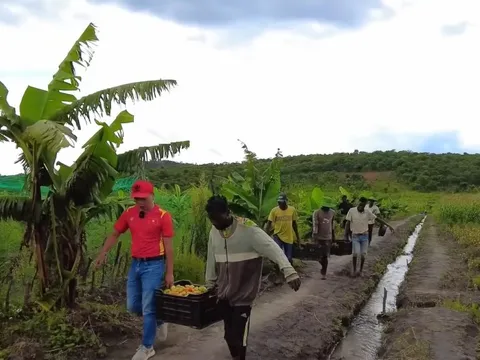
[273,235,293,263]
[352,233,369,256]
[127,259,165,348]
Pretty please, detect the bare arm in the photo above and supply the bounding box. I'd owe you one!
[344,221,351,240]
[100,230,121,254]
[94,229,122,268]
[205,231,217,290]
[292,221,300,242]
[375,217,394,231]
[101,210,129,255]
[264,220,273,234]
[344,209,352,240]
[292,209,300,242]
[331,218,336,242]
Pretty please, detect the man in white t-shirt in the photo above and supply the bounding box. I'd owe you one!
[345,197,394,277]
[365,198,380,246]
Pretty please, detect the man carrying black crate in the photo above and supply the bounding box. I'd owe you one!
[205,195,301,360]
[312,200,336,280]
[93,180,175,360]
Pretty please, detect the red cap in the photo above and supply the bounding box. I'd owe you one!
[131,180,154,199]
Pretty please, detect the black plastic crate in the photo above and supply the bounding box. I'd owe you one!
[293,243,321,260]
[155,280,222,329]
[331,240,352,256]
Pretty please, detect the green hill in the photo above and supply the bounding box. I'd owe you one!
[145,150,480,192]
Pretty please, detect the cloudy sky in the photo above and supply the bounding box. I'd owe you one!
[0,0,479,175]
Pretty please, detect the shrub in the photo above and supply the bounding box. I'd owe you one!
[174,252,206,284]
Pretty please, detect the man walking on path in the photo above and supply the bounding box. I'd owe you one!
[205,195,301,360]
[365,198,380,245]
[337,195,353,238]
[312,203,336,280]
[265,193,300,264]
[94,180,174,360]
[344,197,394,277]
[338,195,353,218]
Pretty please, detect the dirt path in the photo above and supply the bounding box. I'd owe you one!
[379,218,480,360]
[396,219,474,308]
[107,219,415,360]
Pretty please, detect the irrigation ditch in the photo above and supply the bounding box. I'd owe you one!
[329,216,426,360]
[378,217,480,360]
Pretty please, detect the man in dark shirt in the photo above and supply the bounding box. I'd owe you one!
[338,195,353,216]
[337,195,352,216]
[338,196,353,239]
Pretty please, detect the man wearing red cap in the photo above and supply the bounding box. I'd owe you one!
[94,180,174,360]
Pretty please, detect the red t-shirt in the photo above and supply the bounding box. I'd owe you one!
[114,205,174,258]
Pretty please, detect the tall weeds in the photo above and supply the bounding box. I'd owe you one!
[188,174,211,260]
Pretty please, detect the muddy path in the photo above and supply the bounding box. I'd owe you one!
[107,218,418,360]
[379,218,480,360]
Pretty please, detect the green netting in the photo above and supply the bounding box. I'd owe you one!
[0,175,137,196]
[112,176,137,192]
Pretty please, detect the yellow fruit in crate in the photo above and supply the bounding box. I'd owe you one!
[163,284,209,297]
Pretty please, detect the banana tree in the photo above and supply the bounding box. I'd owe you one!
[339,186,353,201]
[0,23,189,309]
[221,142,282,227]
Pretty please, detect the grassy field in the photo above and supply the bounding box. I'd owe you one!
[436,194,480,289]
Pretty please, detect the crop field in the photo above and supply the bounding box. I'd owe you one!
[377,193,480,360]
[436,194,480,289]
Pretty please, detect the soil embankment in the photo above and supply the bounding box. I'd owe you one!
[379,218,480,360]
[108,217,421,360]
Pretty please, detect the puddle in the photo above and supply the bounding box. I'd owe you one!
[329,217,426,360]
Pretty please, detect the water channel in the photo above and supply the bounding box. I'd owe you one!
[329,217,426,360]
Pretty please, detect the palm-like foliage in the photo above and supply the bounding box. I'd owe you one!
[221,142,282,227]
[0,23,189,309]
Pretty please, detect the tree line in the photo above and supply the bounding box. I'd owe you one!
[144,150,480,192]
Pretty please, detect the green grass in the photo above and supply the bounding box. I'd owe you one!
[0,220,25,258]
[434,194,480,289]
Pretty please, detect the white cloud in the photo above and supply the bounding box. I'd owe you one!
[0,0,479,175]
